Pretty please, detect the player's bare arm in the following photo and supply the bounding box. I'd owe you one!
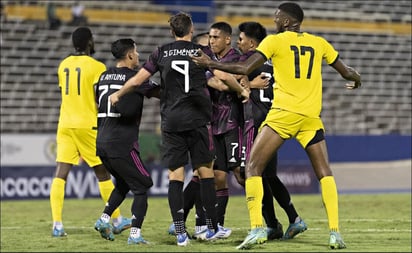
[212,69,250,103]
[207,76,230,91]
[110,68,152,105]
[331,58,362,90]
[191,49,265,76]
[248,73,271,89]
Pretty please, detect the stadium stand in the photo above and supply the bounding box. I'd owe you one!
[1,1,411,135]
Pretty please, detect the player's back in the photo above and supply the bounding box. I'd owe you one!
[57,55,106,128]
[97,67,152,157]
[257,31,338,117]
[241,50,274,126]
[144,40,212,132]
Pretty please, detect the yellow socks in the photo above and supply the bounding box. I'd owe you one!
[245,176,264,229]
[50,178,66,223]
[98,179,121,219]
[320,176,339,232]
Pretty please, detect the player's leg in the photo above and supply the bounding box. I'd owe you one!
[214,169,229,225]
[191,124,230,240]
[50,162,71,237]
[213,134,230,227]
[168,171,201,236]
[261,152,284,240]
[237,125,283,249]
[185,171,208,238]
[193,182,208,237]
[77,128,126,225]
[261,177,283,240]
[215,127,242,227]
[183,172,199,221]
[120,150,153,245]
[304,129,346,249]
[50,127,77,237]
[162,130,190,246]
[267,175,307,240]
[94,156,133,241]
[92,163,128,228]
[168,166,188,246]
[263,153,306,240]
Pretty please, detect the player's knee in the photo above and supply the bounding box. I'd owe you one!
[306,129,325,148]
[130,188,150,195]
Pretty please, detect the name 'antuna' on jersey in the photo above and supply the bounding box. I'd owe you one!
[99,73,127,82]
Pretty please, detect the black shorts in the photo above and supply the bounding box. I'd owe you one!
[162,124,215,170]
[241,125,277,178]
[213,127,242,172]
[100,148,153,194]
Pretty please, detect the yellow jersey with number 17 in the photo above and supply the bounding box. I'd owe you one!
[256,31,338,118]
[57,55,106,128]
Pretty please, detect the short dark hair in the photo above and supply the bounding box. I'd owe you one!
[192,32,209,43]
[111,38,136,60]
[278,2,304,23]
[210,22,232,35]
[72,27,93,52]
[168,12,192,38]
[238,22,267,43]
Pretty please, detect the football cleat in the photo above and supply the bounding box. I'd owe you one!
[176,232,190,246]
[127,236,149,245]
[51,227,67,237]
[267,222,283,240]
[113,217,132,234]
[236,227,267,249]
[282,219,307,240]
[329,231,346,249]
[168,222,176,235]
[192,225,208,240]
[94,218,114,241]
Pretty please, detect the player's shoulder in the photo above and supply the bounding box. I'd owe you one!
[87,57,106,73]
[89,57,105,67]
[299,32,328,42]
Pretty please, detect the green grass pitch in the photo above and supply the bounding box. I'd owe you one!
[1,193,411,252]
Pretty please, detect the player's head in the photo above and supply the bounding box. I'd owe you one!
[111,38,140,69]
[274,2,304,33]
[72,26,95,55]
[209,22,232,55]
[237,22,267,54]
[192,32,209,47]
[169,12,193,38]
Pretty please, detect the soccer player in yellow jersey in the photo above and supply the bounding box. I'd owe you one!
[50,27,130,237]
[191,2,361,250]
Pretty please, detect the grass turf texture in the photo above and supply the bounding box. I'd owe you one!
[1,194,411,252]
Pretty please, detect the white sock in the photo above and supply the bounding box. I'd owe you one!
[130,227,140,238]
[112,215,123,226]
[100,213,111,223]
[53,222,63,229]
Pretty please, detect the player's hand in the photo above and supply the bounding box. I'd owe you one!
[239,88,250,103]
[109,92,119,106]
[240,77,250,89]
[345,68,361,90]
[345,80,361,90]
[251,72,271,89]
[190,49,211,67]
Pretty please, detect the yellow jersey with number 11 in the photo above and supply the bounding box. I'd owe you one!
[57,55,106,128]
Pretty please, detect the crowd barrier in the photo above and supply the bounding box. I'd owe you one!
[1,133,410,200]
